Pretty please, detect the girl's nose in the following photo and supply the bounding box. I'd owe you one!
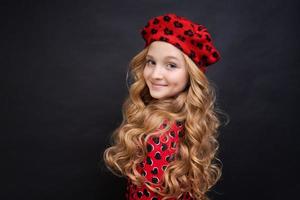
[151,65,164,79]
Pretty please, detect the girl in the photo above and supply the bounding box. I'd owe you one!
[103,13,227,200]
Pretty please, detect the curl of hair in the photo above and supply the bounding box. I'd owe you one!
[103,45,228,200]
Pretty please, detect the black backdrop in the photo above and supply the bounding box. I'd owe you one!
[1,0,299,199]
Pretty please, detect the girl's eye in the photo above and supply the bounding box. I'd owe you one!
[167,63,177,69]
[146,59,155,65]
[145,59,177,69]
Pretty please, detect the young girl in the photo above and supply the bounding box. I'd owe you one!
[103,13,226,200]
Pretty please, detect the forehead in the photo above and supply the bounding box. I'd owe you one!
[146,41,185,62]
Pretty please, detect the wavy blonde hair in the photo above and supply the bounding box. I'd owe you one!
[103,45,227,200]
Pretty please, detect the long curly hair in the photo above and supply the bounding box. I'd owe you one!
[103,45,227,200]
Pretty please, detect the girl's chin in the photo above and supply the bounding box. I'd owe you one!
[149,91,165,99]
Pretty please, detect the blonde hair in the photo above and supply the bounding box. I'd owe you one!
[103,45,228,200]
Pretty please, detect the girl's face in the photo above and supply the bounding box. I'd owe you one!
[143,41,189,100]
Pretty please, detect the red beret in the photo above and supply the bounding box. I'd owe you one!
[140,13,221,73]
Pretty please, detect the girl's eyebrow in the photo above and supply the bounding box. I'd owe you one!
[146,54,179,61]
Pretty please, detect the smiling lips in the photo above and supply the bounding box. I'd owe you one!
[152,83,167,86]
[151,82,167,89]
[152,83,166,86]
[151,81,167,86]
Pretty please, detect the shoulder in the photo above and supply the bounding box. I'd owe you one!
[158,118,184,130]
[139,119,186,185]
[160,118,185,138]
[147,118,185,147]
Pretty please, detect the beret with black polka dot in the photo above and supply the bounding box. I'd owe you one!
[140,13,221,73]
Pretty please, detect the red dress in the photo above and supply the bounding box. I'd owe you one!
[126,119,194,200]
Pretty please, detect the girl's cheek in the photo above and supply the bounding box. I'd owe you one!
[144,68,152,79]
[143,68,148,79]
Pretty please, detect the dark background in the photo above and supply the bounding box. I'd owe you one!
[1,0,299,199]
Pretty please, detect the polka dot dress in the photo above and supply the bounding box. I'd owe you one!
[126,119,194,200]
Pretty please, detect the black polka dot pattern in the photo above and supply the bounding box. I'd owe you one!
[141,169,146,176]
[151,167,158,175]
[197,42,203,49]
[184,29,194,37]
[126,119,193,200]
[151,28,158,34]
[152,177,159,184]
[171,142,177,149]
[146,156,153,165]
[174,21,183,28]
[147,144,153,152]
[137,191,143,198]
[163,15,171,22]
[178,130,184,138]
[161,143,168,151]
[159,36,169,42]
[144,188,150,197]
[154,152,161,160]
[205,34,211,42]
[212,51,219,58]
[174,43,183,51]
[205,44,212,52]
[189,50,196,59]
[152,137,160,145]
[164,28,173,35]
[177,35,185,42]
[153,18,159,24]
